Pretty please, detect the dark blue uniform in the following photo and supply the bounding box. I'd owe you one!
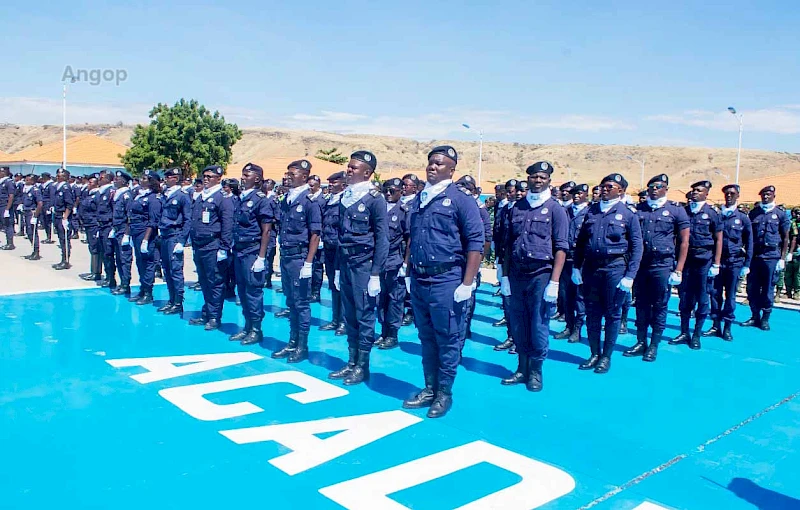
[95,184,116,286]
[53,181,76,265]
[309,191,326,299]
[40,181,55,242]
[463,200,492,341]
[504,195,569,387]
[271,188,322,362]
[0,176,15,247]
[559,202,589,341]
[128,190,162,299]
[711,209,752,328]
[493,201,515,345]
[232,189,275,337]
[676,203,721,341]
[575,201,643,369]
[264,192,280,286]
[111,186,133,291]
[190,186,234,326]
[747,205,790,324]
[22,185,42,253]
[158,187,193,309]
[634,201,689,345]
[321,193,343,329]
[378,201,409,346]
[406,184,484,396]
[79,187,102,280]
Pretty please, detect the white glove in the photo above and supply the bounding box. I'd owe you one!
[777,259,785,271]
[300,261,312,279]
[496,265,503,280]
[173,243,184,254]
[3,210,9,218]
[252,256,265,272]
[668,271,682,286]
[318,240,324,249]
[544,281,559,303]
[334,270,341,290]
[141,240,149,253]
[571,268,583,285]
[405,276,411,293]
[121,234,131,246]
[398,263,407,278]
[740,267,750,278]
[708,264,720,277]
[16,204,23,212]
[454,283,474,303]
[617,277,634,293]
[49,206,55,214]
[367,275,381,297]
[500,276,511,296]
[217,249,227,262]
[788,254,794,263]
[109,228,116,239]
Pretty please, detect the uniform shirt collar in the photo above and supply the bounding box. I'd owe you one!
[689,201,706,214]
[287,184,310,204]
[137,188,151,198]
[0,176,8,185]
[328,190,343,205]
[113,186,129,201]
[721,203,738,216]
[572,201,588,213]
[165,185,182,198]
[201,184,222,200]
[23,184,32,192]
[599,198,621,213]
[98,183,114,194]
[526,188,552,209]
[308,189,322,201]
[419,180,451,208]
[56,181,68,190]
[499,198,508,208]
[387,201,399,212]
[646,196,668,209]
[241,188,256,199]
[760,201,776,213]
[342,181,374,208]
[401,193,416,204]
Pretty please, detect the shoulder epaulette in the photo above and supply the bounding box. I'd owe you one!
[628,205,637,213]
[400,203,409,212]
[256,191,266,198]
[369,189,381,198]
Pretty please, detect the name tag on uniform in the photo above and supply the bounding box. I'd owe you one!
[202,210,210,223]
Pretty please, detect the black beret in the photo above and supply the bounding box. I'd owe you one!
[427,145,458,163]
[203,165,224,176]
[648,174,669,186]
[350,151,377,171]
[90,172,100,180]
[591,185,600,192]
[115,170,131,182]
[685,191,692,199]
[142,169,162,181]
[722,184,740,194]
[505,179,518,188]
[307,174,321,182]
[56,167,70,176]
[13,172,22,178]
[601,173,628,188]
[559,180,576,191]
[494,183,505,191]
[242,162,263,176]
[193,178,202,185]
[515,180,529,192]
[327,171,345,181]
[690,180,712,190]
[571,184,589,193]
[456,175,477,191]
[164,167,183,178]
[383,178,403,190]
[638,190,648,198]
[759,185,776,194]
[526,161,554,175]
[288,159,312,171]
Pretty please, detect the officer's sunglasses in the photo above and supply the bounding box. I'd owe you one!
[647,183,666,190]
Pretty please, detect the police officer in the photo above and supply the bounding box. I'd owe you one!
[492,178,520,351]
[78,174,103,281]
[554,183,590,343]
[158,168,193,315]
[228,163,275,345]
[623,174,689,361]
[39,172,55,244]
[93,172,116,288]
[319,171,346,333]
[13,172,25,237]
[271,159,322,363]
[127,170,163,305]
[189,165,234,331]
[0,166,15,250]
[109,171,133,293]
[402,145,484,418]
[499,161,568,391]
[327,151,388,385]
[705,184,752,340]
[307,174,326,302]
[21,174,43,260]
[669,180,722,349]
[744,185,790,330]
[52,168,76,270]
[574,173,643,373]
[376,177,410,350]
[261,178,280,288]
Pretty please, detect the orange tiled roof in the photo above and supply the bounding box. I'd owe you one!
[2,135,127,166]
[736,171,800,206]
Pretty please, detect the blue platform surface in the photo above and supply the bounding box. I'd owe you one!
[2,283,800,510]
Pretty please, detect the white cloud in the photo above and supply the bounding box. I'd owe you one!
[0,97,150,125]
[647,107,800,135]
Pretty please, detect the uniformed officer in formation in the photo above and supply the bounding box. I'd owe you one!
[158,168,193,315]
[554,183,590,343]
[52,168,76,270]
[328,151,388,385]
[668,180,722,350]
[492,178,520,352]
[21,174,43,260]
[307,174,326,302]
[402,146,484,418]
[376,177,409,350]
[623,174,689,361]
[705,184,752,340]
[456,175,491,341]
[229,163,276,345]
[271,159,322,363]
[573,173,643,373]
[499,161,568,391]
[319,171,346,333]
[0,166,16,250]
[126,169,162,305]
[743,185,790,330]
[77,174,103,281]
[189,165,234,331]
[109,171,134,293]
[261,178,280,288]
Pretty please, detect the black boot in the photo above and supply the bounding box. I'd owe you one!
[526,359,543,392]
[690,320,703,350]
[158,302,175,313]
[623,330,648,357]
[568,323,582,343]
[319,321,339,331]
[579,337,601,370]
[241,322,263,345]
[427,384,453,418]
[274,309,290,318]
[335,323,346,336]
[501,353,528,385]
[111,285,130,296]
[272,332,297,359]
[287,333,308,363]
[703,319,722,337]
[229,321,251,342]
[329,346,358,379]
[163,303,183,316]
[378,336,398,350]
[669,316,691,345]
[722,320,734,341]
[742,307,760,327]
[643,330,661,362]
[204,319,220,331]
[553,327,572,340]
[594,356,611,374]
[403,373,436,409]
[343,349,370,385]
[494,338,514,351]
[760,310,771,331]
[136,292,153,305]
[128,292,143,303]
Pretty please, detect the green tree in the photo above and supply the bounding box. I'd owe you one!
[316,147,348,165]
[121,98,242,176]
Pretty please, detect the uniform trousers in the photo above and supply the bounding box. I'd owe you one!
[378,266,405,337]
[193,246,226,321]
[113,235,133,286]
[160,235,185,304]
[132,231,156,294]
[562,259,585,332]
[633,261,672,334]
[235,248,266,326]
[281,255,311,337]
[340,254,378,351]
[747,257,780,315]
[710,260,744,322]
[508,265,552,362]
[583,262,627,356]
[324,245,342,325]
[54,215,71,260]
[678,255,713,328]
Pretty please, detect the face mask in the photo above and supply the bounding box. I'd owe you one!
[646,196,667,209]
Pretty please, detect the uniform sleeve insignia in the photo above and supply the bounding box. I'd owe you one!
[443,198,452,207]
[358,203,366,212]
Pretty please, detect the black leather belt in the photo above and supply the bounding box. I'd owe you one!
[412,262,458,276]
[281,245,307,257]
[341,245,372,256]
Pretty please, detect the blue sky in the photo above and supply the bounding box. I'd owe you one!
[1,0,798,151]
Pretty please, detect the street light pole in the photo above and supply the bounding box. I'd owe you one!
[62,82,67,171]
[626,155,645,189]
[462,123,483,186]
[728,107,743,184]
